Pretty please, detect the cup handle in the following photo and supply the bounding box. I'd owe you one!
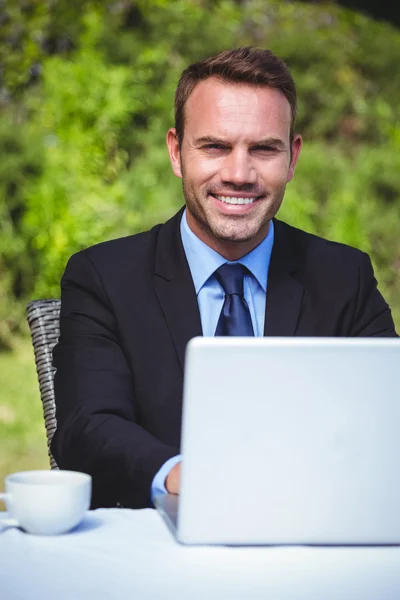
[0,492,10,503]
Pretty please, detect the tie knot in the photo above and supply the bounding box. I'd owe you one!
[214,263,246,297]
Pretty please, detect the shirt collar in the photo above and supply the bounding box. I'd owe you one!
[180,209,274,294]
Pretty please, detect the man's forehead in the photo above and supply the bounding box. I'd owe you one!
[185,78,290,120]
[184,78,291,133]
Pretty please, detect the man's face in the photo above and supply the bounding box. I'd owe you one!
[167,77,302,259]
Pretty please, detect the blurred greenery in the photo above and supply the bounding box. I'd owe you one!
[0,0,399,476]
[0,338,49,488]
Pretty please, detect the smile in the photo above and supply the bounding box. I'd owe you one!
[214,195,257,205]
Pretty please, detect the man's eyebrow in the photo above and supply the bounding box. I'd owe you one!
[253,138,287,150]
[194,136,229,145]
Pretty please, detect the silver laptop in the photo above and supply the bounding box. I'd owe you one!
[155,337,400,545]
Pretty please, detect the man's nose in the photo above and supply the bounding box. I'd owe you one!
[220,149,257,186]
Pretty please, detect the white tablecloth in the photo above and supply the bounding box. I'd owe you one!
[1,508,400,600]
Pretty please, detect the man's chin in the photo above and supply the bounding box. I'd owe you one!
[213,231,256,244]
[210,223,268,245]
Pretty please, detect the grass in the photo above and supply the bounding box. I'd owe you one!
[0,337,49,493]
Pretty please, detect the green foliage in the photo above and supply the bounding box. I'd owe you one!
[0,339,49,485]
[0,0,399,345]
[0,110,44,347]
[24,13,136,296]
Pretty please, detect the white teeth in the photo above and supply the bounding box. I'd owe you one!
[215,195,256,205]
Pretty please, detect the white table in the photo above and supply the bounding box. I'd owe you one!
[1,508,400,599]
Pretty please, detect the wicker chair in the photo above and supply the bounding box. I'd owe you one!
[26,299,61,469]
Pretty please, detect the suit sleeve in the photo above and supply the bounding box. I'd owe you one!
[51,251,179,509]
[350,252,398,337]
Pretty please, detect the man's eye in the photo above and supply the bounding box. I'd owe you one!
[253,145,275,152]
[203,144,228,150]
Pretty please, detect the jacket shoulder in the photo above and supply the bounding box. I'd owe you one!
[82,223,162,266]
[274,219,368,264]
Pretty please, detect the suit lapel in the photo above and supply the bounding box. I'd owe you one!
[154,209,202,370]
[264,220,305,336]
[154,211,304,353]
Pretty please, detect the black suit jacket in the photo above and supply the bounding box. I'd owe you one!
[51,208,397,508]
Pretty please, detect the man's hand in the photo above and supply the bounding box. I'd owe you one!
[165,461,181,494]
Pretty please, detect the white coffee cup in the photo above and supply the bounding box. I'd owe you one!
[0,470,92,535]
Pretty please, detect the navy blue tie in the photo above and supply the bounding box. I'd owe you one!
[214,263,254,336]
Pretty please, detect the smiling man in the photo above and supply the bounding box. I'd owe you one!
[52,48,397,509]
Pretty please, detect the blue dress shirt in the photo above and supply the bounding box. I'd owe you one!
[151,210,275,500]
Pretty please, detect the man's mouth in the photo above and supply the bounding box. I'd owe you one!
[212,194,259,205]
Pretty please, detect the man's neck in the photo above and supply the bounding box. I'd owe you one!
[185,214,270,261]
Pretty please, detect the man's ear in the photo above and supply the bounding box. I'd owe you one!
[166,128,183,179]
[287,134,302,183]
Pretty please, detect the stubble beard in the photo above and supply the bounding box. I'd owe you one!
[182,176,286,246]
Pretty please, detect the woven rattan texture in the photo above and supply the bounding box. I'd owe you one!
[26,299,60,469]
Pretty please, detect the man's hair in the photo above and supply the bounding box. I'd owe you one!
[174,46,297,146]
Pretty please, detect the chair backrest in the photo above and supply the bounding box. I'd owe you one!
[26,299,60,469]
